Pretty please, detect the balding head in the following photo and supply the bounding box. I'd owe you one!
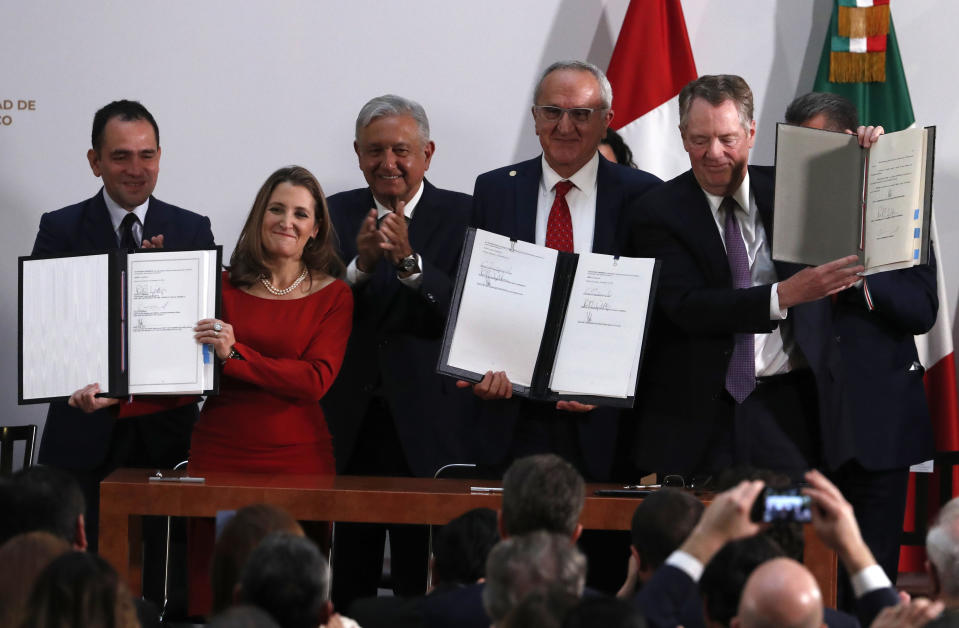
[733,558,824,628]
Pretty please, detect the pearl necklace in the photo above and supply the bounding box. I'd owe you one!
[259,267,308,296]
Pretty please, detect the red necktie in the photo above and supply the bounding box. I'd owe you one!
[545,180,575,252]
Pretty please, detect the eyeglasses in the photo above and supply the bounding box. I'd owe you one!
[533,105,602,124]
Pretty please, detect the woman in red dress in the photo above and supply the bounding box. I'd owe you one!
[190,165,351,475]
[186,165,351,614]
[72,165,353,616]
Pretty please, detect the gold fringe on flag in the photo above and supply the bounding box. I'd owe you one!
[838,5,890,38]
[830,51,886,82]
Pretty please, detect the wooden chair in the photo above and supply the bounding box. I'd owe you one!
[0,424,37,475]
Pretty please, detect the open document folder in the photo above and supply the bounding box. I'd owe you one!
[772,123,935,275]
[437,228,659,408]
[19,247,221,404]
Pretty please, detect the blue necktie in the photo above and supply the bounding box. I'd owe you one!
[723,197,756,403]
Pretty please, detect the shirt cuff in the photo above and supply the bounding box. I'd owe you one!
[397,254,423,289]
[770,282,788,320]
[345,256,372,286]
[664,550,704,582]
[851,564,892,598]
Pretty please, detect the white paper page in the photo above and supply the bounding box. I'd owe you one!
[863,128,925,271]
[127,250,216,394]
[446,230,558,387]
[21,255,111,400]
[550,254,656,397]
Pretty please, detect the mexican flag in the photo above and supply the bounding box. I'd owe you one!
[813,0,959,573]
[606,0,697,181]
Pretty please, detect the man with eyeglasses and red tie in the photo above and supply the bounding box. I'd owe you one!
[461,60,661,594]
[464,59,660,485]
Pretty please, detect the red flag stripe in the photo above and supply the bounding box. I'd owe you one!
[606,0,697,127]
[925,354,959,451]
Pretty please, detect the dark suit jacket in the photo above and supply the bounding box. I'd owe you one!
[322,180,474,478]
[834,260,937,470]
[623,166,852,476]
[31,190,215,470]
[469,154,661,481]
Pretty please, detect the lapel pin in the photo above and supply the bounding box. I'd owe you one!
[509,170,517,177]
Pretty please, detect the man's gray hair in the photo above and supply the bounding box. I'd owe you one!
[501,454,585,537]
[534,60,613,111]
[482,531,587,625]
[355,94,430,144]
[927,496,959,597]
[678,74,754,134]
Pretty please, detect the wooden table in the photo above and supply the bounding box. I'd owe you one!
[99,468,837,606]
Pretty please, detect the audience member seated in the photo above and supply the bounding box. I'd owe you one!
[700,535,787,627]
[731,557,824,628]
[924,496,959,627]
[634,471,902,628]
[499,453,585,540]
[483,531,587,628]
[207,604,282,628]
[618,487,704,628]
[21,550,140,628]
[350,507,498,628]
[211,503,305,615]
[563,596,647,628]
[502,585,581,628]
[424,454,585,628]
[0,465,87,549]
[0,531,71,628]
[238,532,358,628]
[700,533,859,628]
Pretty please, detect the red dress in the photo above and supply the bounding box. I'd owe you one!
[187,273,352,616]
[189,274,353,474]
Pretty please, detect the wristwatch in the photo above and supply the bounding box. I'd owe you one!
[395,253,418,274]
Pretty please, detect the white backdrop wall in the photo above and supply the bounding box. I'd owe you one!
[3,1,957,442]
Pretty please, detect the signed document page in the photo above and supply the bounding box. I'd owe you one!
[446,230,557,387]
[127,250,217,394]
[863,127,927,274]
[21,254,110,400]
[550,254,656,398]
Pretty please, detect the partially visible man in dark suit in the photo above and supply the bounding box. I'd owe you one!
[785,90,938,594]
[31,100,214,557]
[622,75,864,480]
[322,94,473,609]
[464,60,661,484]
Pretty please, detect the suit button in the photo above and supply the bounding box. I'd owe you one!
[426,293,436,303]
[835,336,841,343]
[379,339,389,348]
[362,384,374,393]
[723,349,732,357]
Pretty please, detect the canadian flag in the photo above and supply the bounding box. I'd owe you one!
[606,0,698,181]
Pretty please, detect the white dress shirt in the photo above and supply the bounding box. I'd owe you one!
[702,172,805,376]
[665,549,892,595]
[345,181,425,288]
[103,189,148,246]
[536,153,599,254]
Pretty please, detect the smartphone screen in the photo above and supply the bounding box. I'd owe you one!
[758,488,812,523]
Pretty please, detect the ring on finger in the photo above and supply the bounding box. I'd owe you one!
[213,322,223,332]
